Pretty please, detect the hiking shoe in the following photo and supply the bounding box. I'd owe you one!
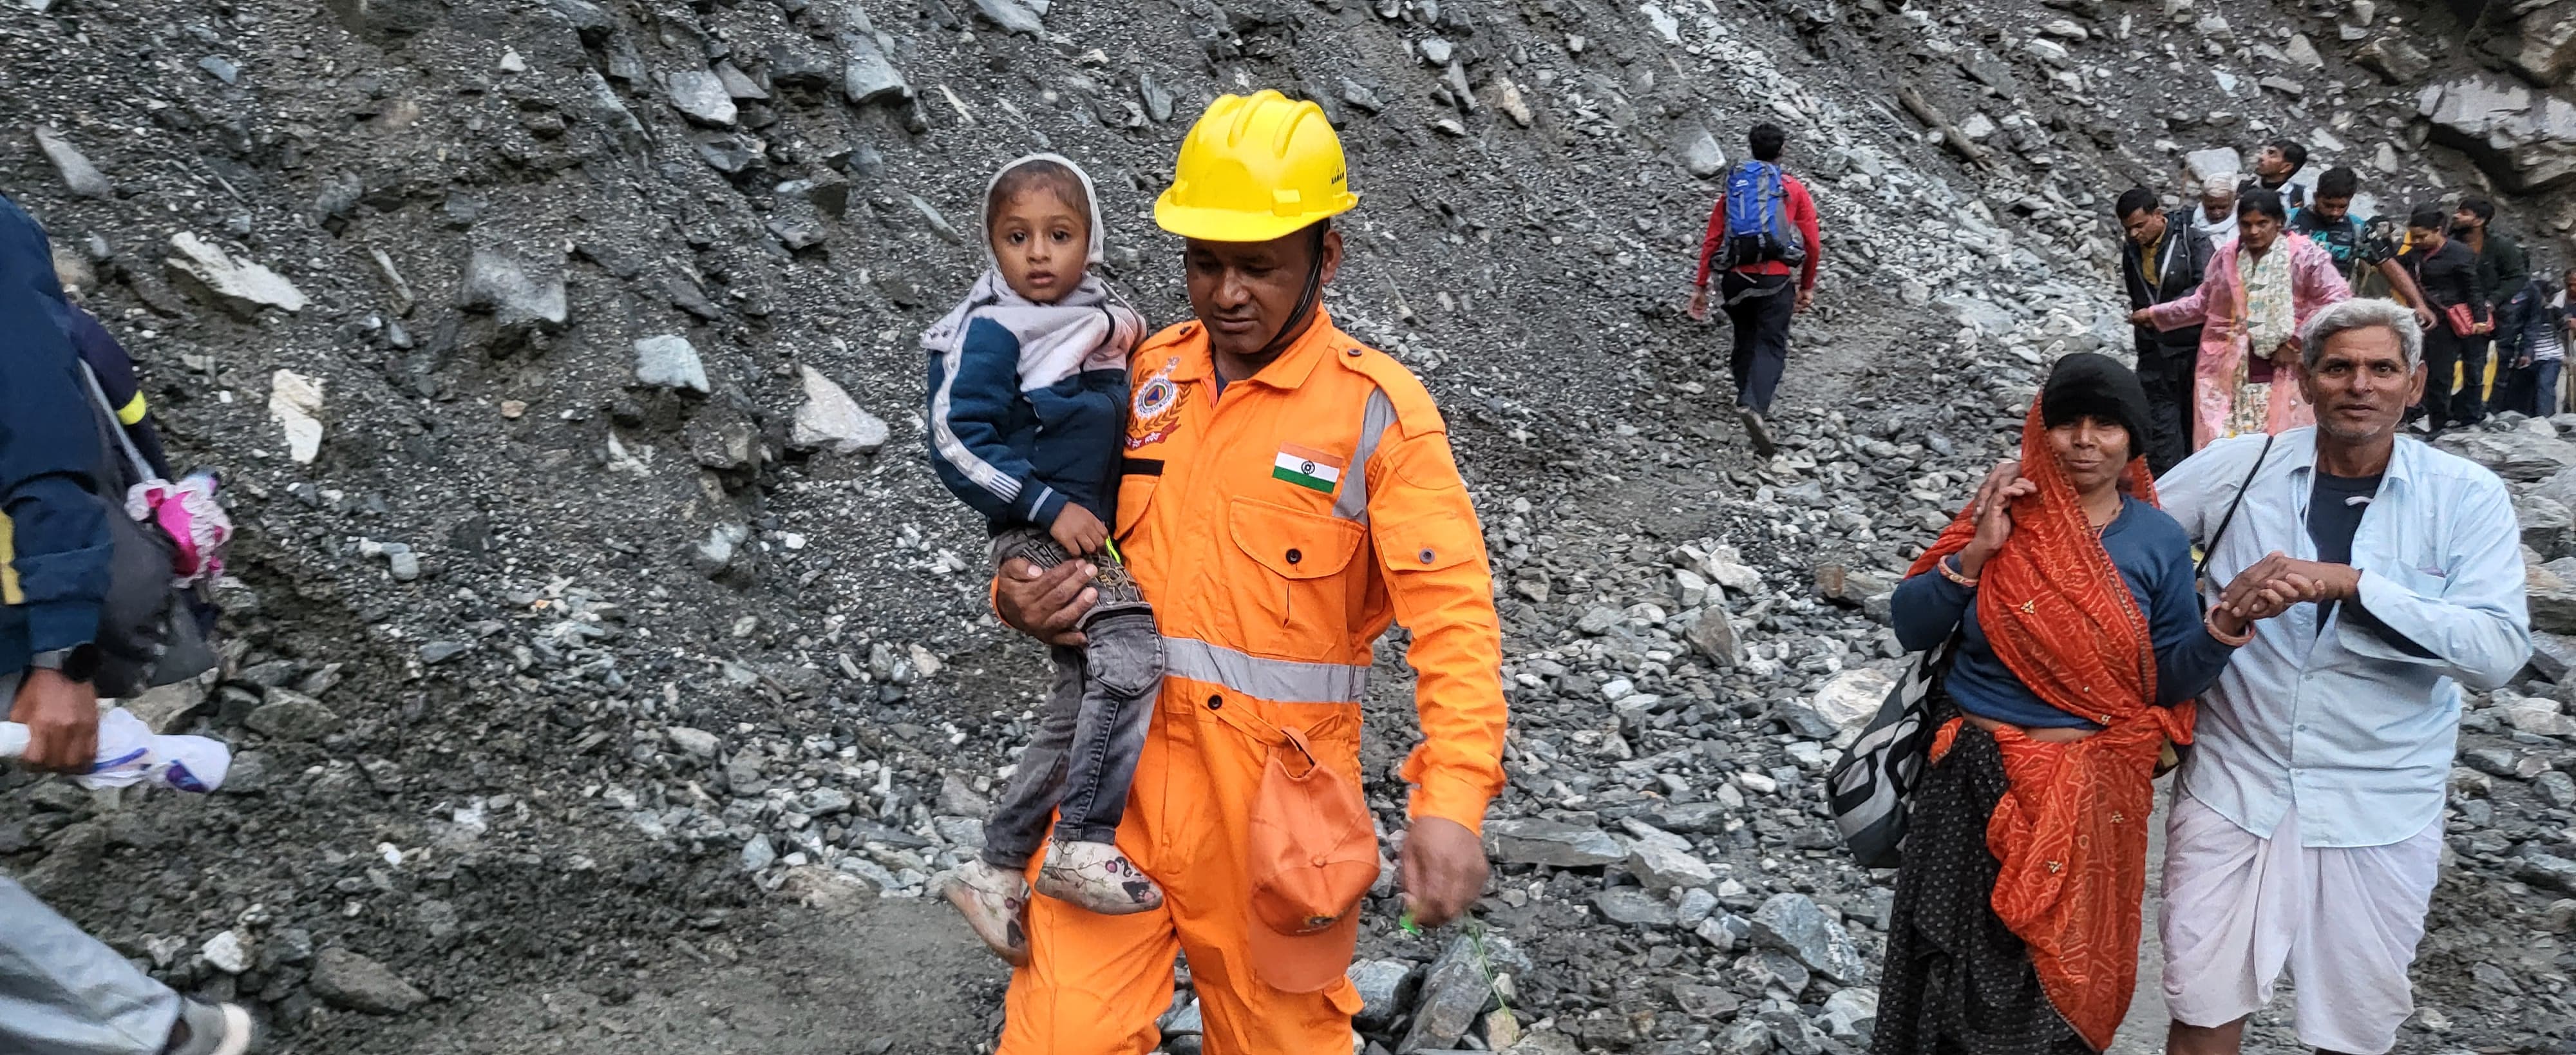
[1738,406,1779,458]
[169,1001,256,1055]
[1034,839,1164,916]
[936,859,1032,967]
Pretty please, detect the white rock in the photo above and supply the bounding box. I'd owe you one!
[1640,3,1679,44]
[1673,568,1711,608]
[1812,667,1896,727]
[666,726,721,759]
[200,929,251,974]
[1701,547,1763,593]
[267,370,325,464]
[634,336,710,394]
[790,365,889,455]
[665,70,739,127]
[166,233,307,316]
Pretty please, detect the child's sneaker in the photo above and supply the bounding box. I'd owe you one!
[1034,839,1164,915]
[937,859,1032,966]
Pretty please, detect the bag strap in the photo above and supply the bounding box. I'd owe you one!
[2196,433,2275,578]
[75,362,156,487]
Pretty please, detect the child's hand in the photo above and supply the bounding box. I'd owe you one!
[1050,504,1108,556]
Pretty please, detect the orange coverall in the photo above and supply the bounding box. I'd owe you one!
[998,312,1508,1053]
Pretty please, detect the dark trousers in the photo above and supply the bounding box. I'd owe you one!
[2423,328,2491,426]
[2133,336,2197,476]
[1721,272,1794,413]
[981,528,1163,867]
[2499,357,2564,418]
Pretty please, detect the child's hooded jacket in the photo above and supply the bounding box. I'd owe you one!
[923,155,1145,529]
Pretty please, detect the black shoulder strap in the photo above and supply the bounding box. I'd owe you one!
[2196,433,2275,577]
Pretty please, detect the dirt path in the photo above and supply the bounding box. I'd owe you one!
[333,895,997,1054]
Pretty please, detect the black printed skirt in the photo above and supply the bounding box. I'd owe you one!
[1870,697,2094,1055]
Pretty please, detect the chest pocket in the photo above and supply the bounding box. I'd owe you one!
[1228,497,1365,654]
[1116,459,1162,540]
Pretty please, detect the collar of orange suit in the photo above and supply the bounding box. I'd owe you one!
[1167,308,1341,393]
[1905,402,2197,1050]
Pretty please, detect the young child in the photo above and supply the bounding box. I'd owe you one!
[923,155,1163,965]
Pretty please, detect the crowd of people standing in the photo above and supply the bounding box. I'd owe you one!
[2118,144,2567,454]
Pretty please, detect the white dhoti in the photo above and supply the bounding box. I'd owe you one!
[2159,792,2445,1055]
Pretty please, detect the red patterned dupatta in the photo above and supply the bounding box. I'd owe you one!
[1905,403,2197,1050]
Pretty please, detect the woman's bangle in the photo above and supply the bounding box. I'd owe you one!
[1937,555,1980,589]
[2204,611,2253,647]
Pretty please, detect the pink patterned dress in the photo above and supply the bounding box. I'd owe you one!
[2143,231,2353,450]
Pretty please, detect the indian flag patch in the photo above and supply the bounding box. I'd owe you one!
[1272,443,1345,494]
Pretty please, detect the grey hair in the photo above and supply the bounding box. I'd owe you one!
[2299,298,2423,373]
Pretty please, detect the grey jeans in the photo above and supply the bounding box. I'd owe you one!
[981,527,1164,868]
[0,873,192,1055]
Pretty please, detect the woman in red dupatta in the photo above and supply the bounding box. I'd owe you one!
[1872,354,2271,1055]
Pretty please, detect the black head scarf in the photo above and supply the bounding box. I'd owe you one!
[2040,352,2152,459]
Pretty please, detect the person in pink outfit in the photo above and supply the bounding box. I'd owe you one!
[2134,188,2353,451]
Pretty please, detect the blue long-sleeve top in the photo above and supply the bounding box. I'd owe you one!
[925,316,1128,531]
[0,192,111,674]
[1891,495,2238,729]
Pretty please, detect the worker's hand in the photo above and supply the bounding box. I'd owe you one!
[2414,305,2438,332]
[1048,504,1108,557]
[2128,309,2155,327]
[993,557,1096,647]
[2520,356,2537,370]
[11,668,99,774]
[2270,339,2300,367]
[1685,286,1710,323]
[1399,816,1488,929]
[1793,288,1814,314]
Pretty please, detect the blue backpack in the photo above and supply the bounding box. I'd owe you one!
[1718,160,1805,269]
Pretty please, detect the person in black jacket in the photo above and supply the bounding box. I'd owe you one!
[2456,196,2528,425]
[2403,207,2495,430]
[2495,269,2569,418]
[2116,187,2214,473]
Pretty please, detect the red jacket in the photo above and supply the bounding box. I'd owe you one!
[1694,169,1822,291]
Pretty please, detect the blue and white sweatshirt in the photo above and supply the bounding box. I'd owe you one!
[923,154,1144,531]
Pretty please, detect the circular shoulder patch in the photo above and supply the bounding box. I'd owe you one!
[1132,375,1178,419]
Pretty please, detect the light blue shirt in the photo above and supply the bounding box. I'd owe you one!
[2159,428,2531,848]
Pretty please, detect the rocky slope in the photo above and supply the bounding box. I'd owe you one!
[8,0,2576,1050]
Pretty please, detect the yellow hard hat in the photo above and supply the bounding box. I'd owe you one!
[1155,90,1359,243]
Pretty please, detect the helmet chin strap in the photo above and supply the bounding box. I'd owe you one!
[1250,223,1331,363]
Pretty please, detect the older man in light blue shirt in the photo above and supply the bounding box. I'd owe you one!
[2154,298,2530,1055]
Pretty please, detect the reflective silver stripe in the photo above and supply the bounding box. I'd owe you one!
[1161,636,1369,705]
[1330,387,1399,522]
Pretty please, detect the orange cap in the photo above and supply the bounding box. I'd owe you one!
[1244,730,1379,994]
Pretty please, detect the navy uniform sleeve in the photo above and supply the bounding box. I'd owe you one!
[68,307,173,480]
[0,195,111,653]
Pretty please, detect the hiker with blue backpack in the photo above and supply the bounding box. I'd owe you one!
[1688,123,1821,458]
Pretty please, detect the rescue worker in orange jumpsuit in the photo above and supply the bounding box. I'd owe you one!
[989,91,1510,1052]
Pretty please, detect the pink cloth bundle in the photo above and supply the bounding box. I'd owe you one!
[125,473,231,584]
